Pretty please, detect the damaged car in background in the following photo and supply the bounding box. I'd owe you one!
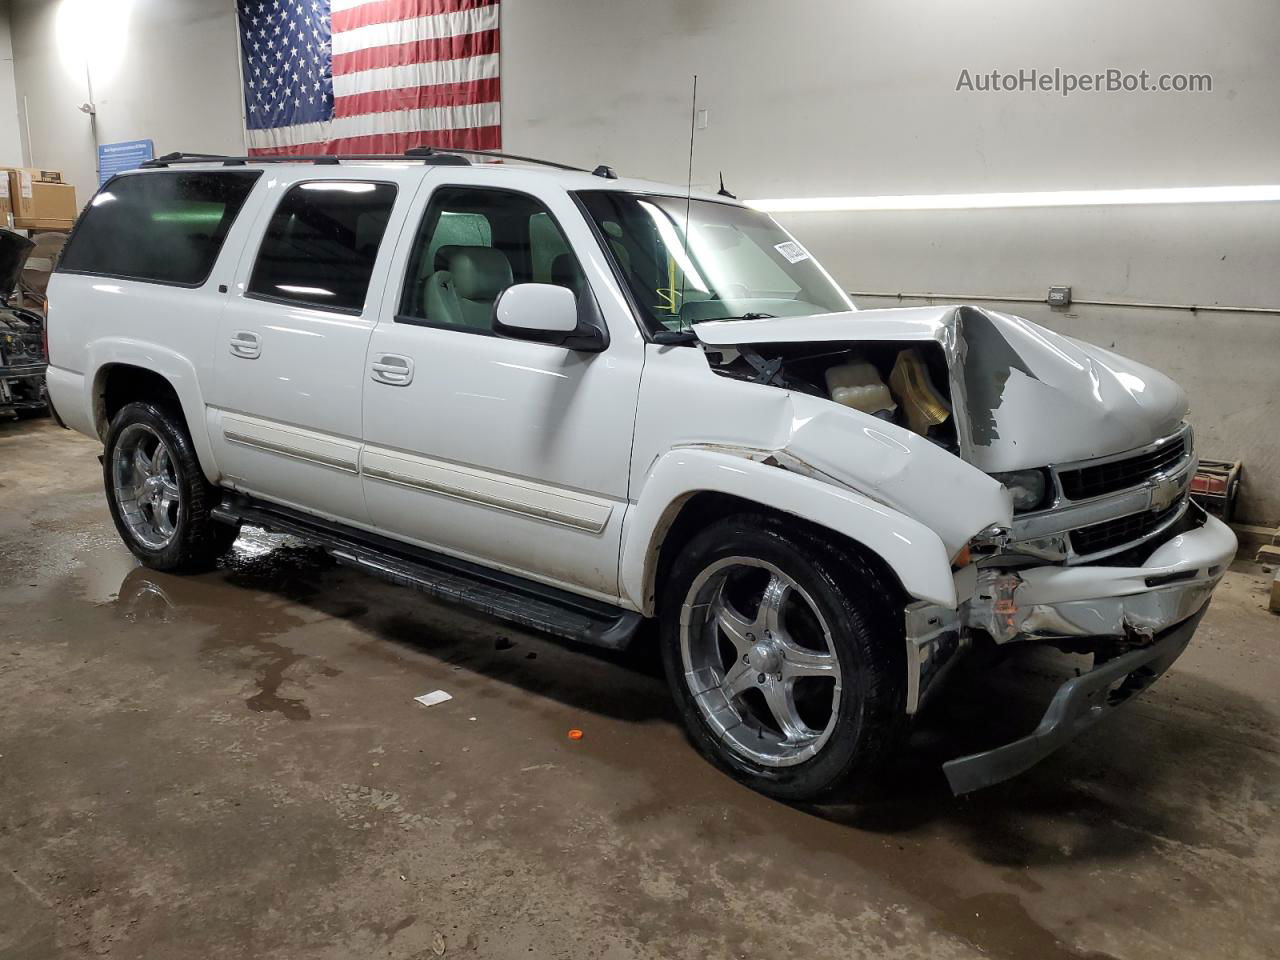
[0,229,49,419]
[45,159,1236,801]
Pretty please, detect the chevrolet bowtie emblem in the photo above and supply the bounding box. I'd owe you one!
[1149,473,1186,512]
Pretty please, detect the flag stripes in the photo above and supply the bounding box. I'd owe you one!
[239,0,500,157]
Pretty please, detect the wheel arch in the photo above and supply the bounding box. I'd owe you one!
[621,448,958,615]
[88,341,220,484]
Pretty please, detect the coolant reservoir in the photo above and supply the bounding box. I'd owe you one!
[825,360,897,417]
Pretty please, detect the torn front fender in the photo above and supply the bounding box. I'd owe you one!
[782,392,1011,560]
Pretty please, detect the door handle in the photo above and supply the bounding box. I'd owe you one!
[229,331,261,359]
[370,353,414,386]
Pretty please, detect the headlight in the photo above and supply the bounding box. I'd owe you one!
[992,469,1050,512]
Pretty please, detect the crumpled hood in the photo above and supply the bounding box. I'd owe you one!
[693,305,1188,473]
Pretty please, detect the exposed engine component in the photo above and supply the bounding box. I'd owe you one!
[824,358,896,418]
[0,229,48,419]
[890,348,952,436]
[704,338,959,452]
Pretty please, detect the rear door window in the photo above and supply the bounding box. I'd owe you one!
[247,181,398,313]
[58,170,261,286]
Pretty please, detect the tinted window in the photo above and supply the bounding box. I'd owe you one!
[248,181,397,313]
[398,187,586,333]
[59,170,261,286]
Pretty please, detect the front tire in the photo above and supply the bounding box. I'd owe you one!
[659,514,907,802]
[103,401,237,572]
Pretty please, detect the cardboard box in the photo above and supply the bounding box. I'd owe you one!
[0,174,12,229]
[5,168,77,231]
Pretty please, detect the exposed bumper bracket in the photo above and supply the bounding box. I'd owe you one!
[942,607,1205,795]
[904,601,966,715]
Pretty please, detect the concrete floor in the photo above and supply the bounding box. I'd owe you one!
[1,417,1278,960]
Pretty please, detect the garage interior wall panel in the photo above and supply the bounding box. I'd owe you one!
[0,0,22,167]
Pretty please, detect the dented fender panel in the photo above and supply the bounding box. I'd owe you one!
[784,393,1010,558]
[620,446,958,614]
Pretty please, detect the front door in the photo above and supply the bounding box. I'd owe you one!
[360,178,644,601]
[207,174,406,524]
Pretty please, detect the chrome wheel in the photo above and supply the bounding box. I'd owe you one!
[679,557,842,767]
[111,423,182,550]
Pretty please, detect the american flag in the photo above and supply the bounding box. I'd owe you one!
[236,0,501,156]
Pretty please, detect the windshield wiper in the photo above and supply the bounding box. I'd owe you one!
[651,313,777,345]
[700,312,777,323]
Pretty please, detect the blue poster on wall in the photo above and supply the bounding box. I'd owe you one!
[98,139,155,186]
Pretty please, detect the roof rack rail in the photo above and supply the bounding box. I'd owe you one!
[141,147,603,175]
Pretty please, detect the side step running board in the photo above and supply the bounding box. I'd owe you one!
[212,496,644,650]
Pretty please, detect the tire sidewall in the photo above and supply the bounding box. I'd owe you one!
[103,401,206,570]
[659,517,902,801]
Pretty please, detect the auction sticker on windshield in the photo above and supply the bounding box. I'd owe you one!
[774,240,810,263]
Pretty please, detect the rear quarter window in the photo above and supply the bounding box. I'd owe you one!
[58,170,262,286]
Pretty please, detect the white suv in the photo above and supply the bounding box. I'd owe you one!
[46,149,1237,800]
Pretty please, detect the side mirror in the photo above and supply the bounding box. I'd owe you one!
[493,282,609,352]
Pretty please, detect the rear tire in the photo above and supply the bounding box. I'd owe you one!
[103,401,238,572]
[659,513,906,802]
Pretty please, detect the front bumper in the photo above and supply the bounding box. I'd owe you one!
[903,504,1235,791]
[942,607,1204,794]
[968,505,1236,643]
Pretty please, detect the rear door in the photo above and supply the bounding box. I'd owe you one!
[206,172,411,524]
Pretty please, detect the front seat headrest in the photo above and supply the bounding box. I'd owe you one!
[447,247,512,301]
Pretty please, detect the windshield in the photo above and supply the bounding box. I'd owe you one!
[575,191,853,334]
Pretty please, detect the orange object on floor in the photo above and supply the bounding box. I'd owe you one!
[567,729,584,740]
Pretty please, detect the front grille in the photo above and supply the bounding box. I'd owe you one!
[1069,503,1182,556]
[1058,437,1186,501]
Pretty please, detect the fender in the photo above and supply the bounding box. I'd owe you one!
[620,446,959,614]
[86,338,222,485]
[782,394,1012,559]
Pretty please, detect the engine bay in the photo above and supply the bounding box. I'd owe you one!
[703,339,961,453]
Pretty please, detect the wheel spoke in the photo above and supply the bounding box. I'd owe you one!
[712,588,758,655]
[132,446,154,483]
[719,658,757,701]
[152,444,171,479]
[159,476,180,498]
[757,574,791,638]
[779,641,837,680]
[760,677,813,743]
[153,496,177,537]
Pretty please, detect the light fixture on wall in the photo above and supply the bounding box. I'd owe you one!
[748,184,1280,213]
[55,0,134,181]
[55,0,134,86]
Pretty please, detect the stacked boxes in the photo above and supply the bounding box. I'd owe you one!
[2,168,78,231]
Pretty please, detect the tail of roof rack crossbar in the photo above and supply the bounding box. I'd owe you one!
[141,147,613,176]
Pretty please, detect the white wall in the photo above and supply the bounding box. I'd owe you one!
[0,0,25,167]
[7,0,244,194]
[4,0,1278,521]
[501,0,1280,523]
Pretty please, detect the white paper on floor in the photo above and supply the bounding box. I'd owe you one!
[414,690,453,708]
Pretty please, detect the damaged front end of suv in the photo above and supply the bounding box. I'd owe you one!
[690,303,1236,793]
[0,230,48,419]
